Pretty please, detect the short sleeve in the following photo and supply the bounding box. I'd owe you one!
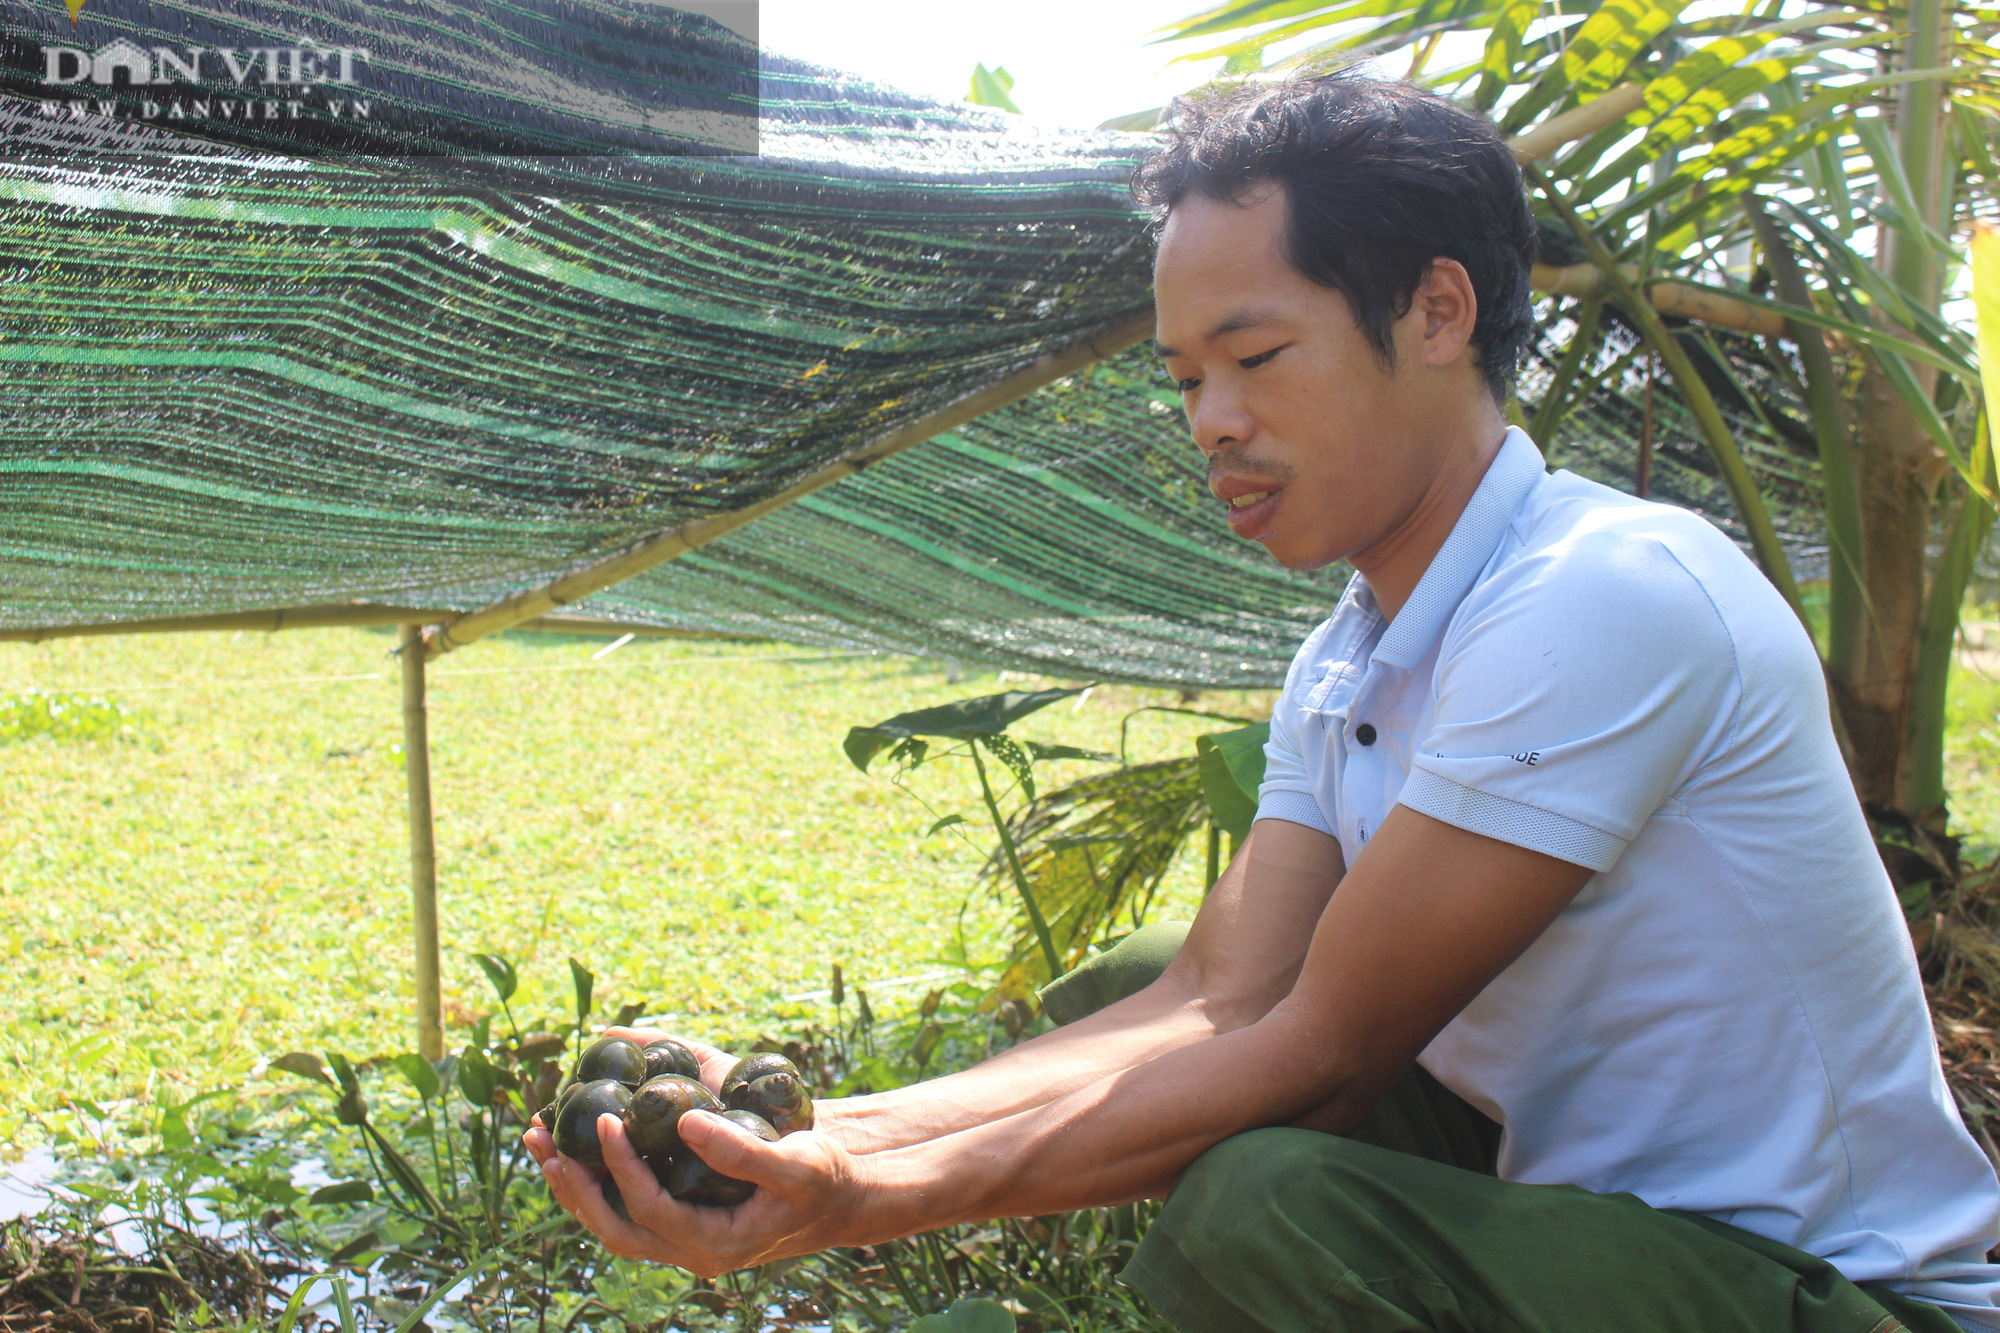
[1398,533,1739,873]
[1256,620,1336,836]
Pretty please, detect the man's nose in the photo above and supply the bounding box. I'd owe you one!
[1189,388,1251,456]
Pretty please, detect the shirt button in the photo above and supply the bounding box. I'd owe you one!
[1355,723,1377,747]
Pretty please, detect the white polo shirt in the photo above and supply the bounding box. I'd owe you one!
[1258,428,2000,1327]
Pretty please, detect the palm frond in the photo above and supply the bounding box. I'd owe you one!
[984,759,1210,1000]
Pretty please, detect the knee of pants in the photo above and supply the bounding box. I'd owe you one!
[1159,1127,1369,1268]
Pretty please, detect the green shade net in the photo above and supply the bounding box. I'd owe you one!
[0,1,1825,687]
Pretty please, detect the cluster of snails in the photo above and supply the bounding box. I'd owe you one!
[538,1035,813,1214]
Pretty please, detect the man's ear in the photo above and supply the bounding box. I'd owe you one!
[1414,259,1479,368]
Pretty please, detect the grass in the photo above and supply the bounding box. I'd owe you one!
[32,610,2000,1163]
[0,628,1263,1156]
[1945,620,2000,859]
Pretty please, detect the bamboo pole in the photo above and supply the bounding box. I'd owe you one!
[513,616,755,640]
[0,603,459,643]
[0,605,758,644]
[400,624,444,1062]
[1507,83,1646,165]
[1530,262,1787,337]
[422,308,1159,659]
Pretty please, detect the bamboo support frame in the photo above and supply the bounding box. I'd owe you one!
[400,624,445,1062]
[0,606,757,644]
[1530,262,1787,337]
[0,602,460,643]
[420,308,1160,659]
[1507,83,1646,165]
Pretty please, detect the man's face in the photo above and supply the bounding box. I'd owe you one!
[1153,183,1446,572]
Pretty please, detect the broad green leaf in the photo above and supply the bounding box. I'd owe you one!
[1195,723,1270,843]
[458,1047,500,1106]
[325,1230,380,1264]
[392,1053,440,1101]
[269,1051,334,1087]
[844,687,1090,772]
[310,1180,376,1206]
[1561,0,1687,97]
[909,1298,1018,1333]
[237,1174,302,1206]
[471,952,517,1004]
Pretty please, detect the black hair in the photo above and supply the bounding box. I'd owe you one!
[1132,72,1538,401]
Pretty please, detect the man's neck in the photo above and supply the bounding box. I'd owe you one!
[1350,421,1511,621]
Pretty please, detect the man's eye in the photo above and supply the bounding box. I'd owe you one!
[1240,347,1282,370]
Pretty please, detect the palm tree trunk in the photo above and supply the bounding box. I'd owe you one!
[1849,371,1946,809]
[1846,0,1953,813]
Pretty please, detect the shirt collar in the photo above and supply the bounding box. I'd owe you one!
[1370,427,1544,671]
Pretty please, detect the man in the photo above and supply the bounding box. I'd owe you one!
[529,74,2000,1332]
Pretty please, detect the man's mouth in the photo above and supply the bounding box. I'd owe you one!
[1219,486,1281,540]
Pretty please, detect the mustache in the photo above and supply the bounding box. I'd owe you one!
[1208,455,1299,489]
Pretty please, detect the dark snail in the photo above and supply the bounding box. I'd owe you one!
[548,1038,814,1208]
[662,1110,778,1208]
[552,1078,632,1167]
[641,1037,701,1082]
[719,1053,797,1103]
[574,1036,649,1089]
[625,1074,722,1163]
[724,1067,814,1136]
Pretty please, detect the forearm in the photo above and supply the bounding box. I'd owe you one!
[829,822,1340,1155]
[829,978,1219,1153]
[846,1001,1366,1242]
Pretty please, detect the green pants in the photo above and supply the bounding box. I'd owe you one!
[1041,923,1964,1333]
